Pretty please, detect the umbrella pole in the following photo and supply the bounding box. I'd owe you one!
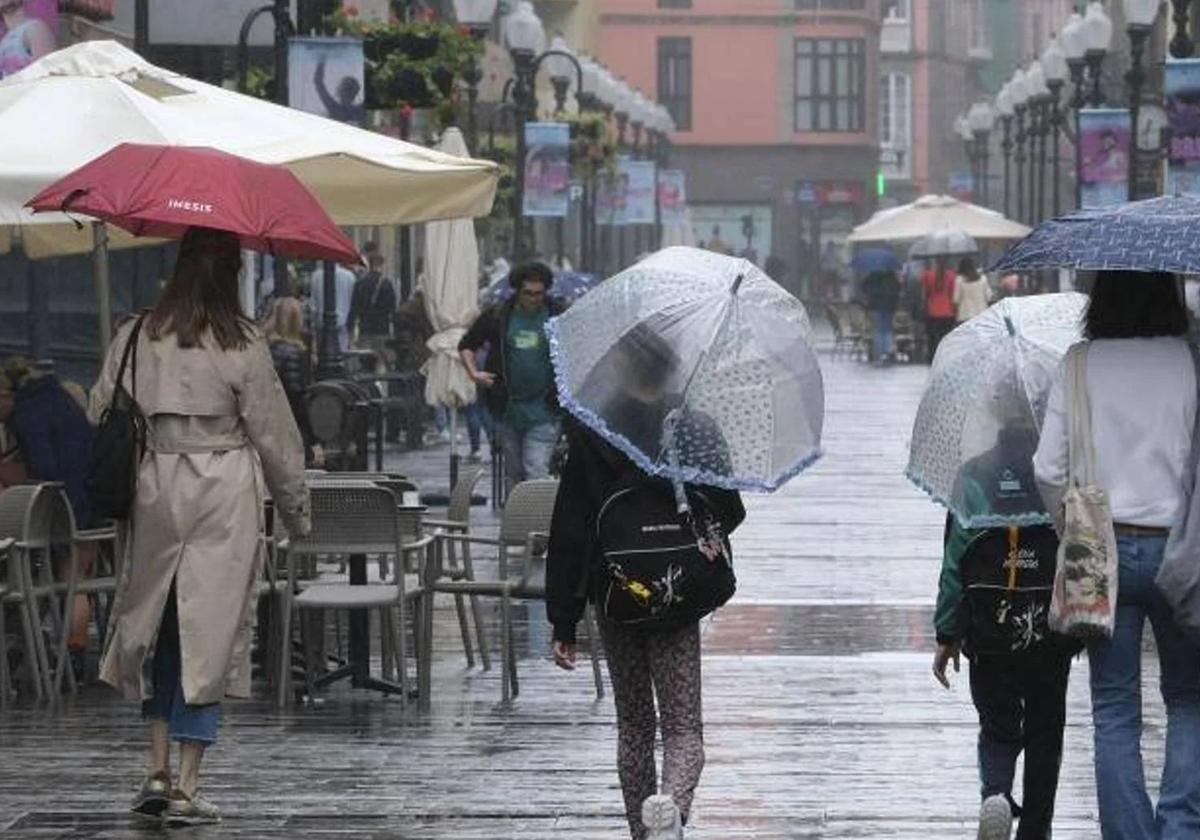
[92,222,113,354]
[448,406,460,490]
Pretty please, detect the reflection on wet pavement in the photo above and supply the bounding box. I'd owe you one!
[0,358,1161,837]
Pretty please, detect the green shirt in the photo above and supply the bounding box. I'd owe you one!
[504,307,556,432]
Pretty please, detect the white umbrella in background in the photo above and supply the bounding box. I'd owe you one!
[849,194,1029,244]
[909,228,979,259]
[422,128,481,485]
[0,41,498,346]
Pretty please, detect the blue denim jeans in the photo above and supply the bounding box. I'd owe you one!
[141,586,221,745]
[499,420,560,494]
[1088,534,1200,839]
[870,309,894,362]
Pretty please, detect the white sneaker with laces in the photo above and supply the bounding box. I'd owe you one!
[977,794,1013,840]
[642,794,683,840]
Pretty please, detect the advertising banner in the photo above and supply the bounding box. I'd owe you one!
[619,159,657,225]
[522,122,571,218]
[288,37,365,125]
[0,0,58,79]
[1167,59,1200,196]
[1079,108,1130,209]
[657,169,688,226]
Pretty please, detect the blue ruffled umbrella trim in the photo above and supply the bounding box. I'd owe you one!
[904,466,1053,529]
[546,319,824,493]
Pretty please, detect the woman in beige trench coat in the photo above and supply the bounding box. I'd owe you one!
[88,227,310,826]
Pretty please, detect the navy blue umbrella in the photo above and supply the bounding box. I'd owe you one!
[481,270,602,307]
[991,196,1200,275]
[851,247,900,276]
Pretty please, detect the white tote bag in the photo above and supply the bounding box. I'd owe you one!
[1048,343,1119,639]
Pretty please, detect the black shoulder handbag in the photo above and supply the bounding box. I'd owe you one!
[86,315,148,520]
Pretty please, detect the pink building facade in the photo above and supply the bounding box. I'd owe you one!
[597,0,882,297]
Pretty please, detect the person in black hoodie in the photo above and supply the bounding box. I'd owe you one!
[459,262,565,493]
[547,325,745,840]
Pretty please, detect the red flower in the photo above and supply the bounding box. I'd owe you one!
[345,4,359,16]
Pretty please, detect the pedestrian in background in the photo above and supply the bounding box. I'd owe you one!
[954,257,993,324]
[346,251,396,371]
[262,296,319,467]
[308,260,356,352]
[1034,271,1200,838]
[90,227,309,826]
[459,262,564,493]
[922,257,957,362]
[0,356,98,664]
[861,268,900,365]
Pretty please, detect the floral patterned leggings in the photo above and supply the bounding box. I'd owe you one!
[601,621,705,840]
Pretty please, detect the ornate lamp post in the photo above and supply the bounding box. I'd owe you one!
[451,0,498,154]
[1010,67,1031,223]
[955,113,976,198]
[1171,0,1195,57]
[1083,1,1113,107]
[1042,35,1069,217]
[1123,0,1164,200]
[1061,12,1089,208]
[996,82,1015,219]
[503,1,583,263]
[1025,60,1051,224]
[612,79,634,269]
[968,101,996,208]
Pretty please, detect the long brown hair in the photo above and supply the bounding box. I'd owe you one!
[147,227,252,351]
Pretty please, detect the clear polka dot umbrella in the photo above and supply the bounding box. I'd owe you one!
[905,292,1087,528]
[546,247,824,493]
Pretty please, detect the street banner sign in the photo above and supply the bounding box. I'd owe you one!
[522,122,571,218]
[658,169,688,225]
[1167,59,1200,197]
[288,37,365,126]
[619,158,657,225]
[1078,108,1130,209]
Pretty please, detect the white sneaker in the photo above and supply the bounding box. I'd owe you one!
[977,795,1012,840]
[642,794,683,840]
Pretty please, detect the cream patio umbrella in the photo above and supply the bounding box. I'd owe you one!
[848,194,1029,244]
[0,40,498,345]
[421,128,481,485]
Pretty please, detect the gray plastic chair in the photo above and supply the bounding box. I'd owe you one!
[278,481,432,709]
[423,465,489,670]
[433,479,604,704]
[0,536,14,709]
[0,484,69,701]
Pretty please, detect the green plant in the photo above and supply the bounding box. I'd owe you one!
[328,11,483,130]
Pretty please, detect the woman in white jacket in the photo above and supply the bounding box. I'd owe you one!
[1033,271,1200,839]
[952,257,992,323]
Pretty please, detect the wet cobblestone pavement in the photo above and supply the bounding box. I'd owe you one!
[0,355,1165,837]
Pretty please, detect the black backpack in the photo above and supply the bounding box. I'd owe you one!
[86,315,148,520]
[594,477,736,632]
[958,524,1060,655]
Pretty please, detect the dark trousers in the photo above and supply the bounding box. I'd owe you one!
[924,316,956,363]
[969,652,1072,840]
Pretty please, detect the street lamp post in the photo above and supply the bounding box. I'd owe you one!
[1083,1,1113,107]
[1011,68,1030,223]
[1170,0,1195,57]
[1123,0,1162,200]
[968,102,995,208]
[996,83,1015,219]
[1042,35,1069,217]
[451,0,499,155]
[1026,61,1050,224]
[503,2,583,264]
[1061,12,1089,208]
